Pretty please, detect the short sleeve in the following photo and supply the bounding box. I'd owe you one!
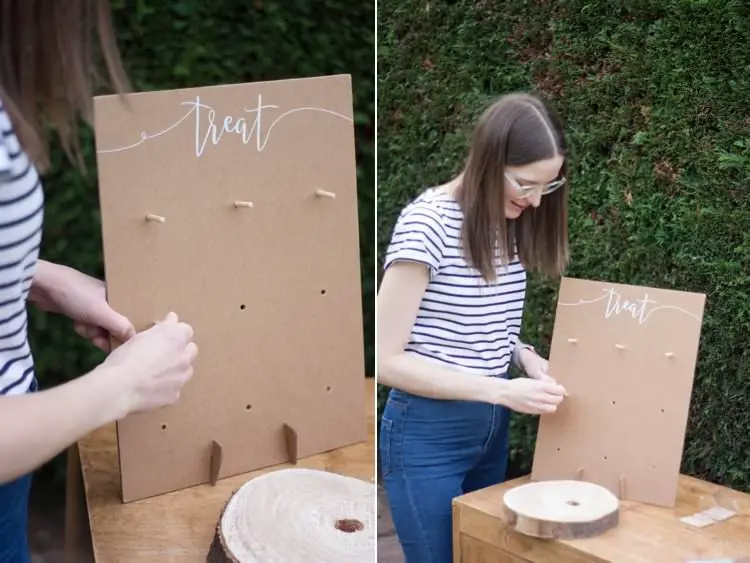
[384,200,447,278]
[0,101,15,181]
[0,138,12,182]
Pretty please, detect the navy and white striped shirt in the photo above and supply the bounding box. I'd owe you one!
[384,188,526,377]
[0,99,44,396]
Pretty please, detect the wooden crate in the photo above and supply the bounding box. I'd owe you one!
[452,474,750,562]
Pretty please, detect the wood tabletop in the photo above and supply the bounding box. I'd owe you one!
[76,377,375,563]
[453,473,750,562]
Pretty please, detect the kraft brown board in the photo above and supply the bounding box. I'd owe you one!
[531,277,706,508]
[92,74,367,503]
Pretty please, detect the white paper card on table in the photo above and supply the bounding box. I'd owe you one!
[701,506,737,522]
[680,513,717,528]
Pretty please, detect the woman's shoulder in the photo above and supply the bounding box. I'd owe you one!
[400,186,461,225]
[0,98,17,178]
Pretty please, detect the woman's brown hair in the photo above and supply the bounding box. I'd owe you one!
[456,92,569,282]
[0,0,129,173]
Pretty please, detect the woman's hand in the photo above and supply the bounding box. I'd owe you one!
[29,260,135,351]
[495,377,566,415]
[99,312,198,416]
[518,348,556,382]
[491,347,567,414]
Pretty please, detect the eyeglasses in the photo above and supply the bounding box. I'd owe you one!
[504,172,566,197]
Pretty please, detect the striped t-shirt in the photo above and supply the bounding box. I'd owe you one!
[384,188,526,377]
[0,99,44,396]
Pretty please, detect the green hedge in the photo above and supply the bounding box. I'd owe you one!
[30,1,374,482]
[377,0,750,491]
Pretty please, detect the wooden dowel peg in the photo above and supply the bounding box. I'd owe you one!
[209,440,223,486]
[315,189,336,199]
[145,213,165,224]
[575,467,584,480]
[283,423,298,465]
[665,352,674,358]
[615,344,626,350]
[567,338,578,344]
[618,475,627,499]
[233,200,254,208]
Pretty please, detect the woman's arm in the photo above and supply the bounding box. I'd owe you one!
[512,340,536,369]
[27,259,62,313]
[0,310,198,484]
[0,365,128,484]
[377,260,511,403]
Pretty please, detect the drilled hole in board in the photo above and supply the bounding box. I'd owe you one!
[556,447,561,452]
[161,424,167,431]
[660,408,665,413]
[240,304,246,310]
[326,386,332,392]
[612,400,616,405]
[320,289,327,295]
[603,456,608,461]
[245,404,252,411]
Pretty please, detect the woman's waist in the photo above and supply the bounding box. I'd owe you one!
[404,342,512,375]
[383,383,506,428]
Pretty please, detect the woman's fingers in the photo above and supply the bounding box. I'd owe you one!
[74,322,112,351]
[74,322,98,339]
[525,401,557,414]
[534,371,556,383]
[92,335,111,351]
[537,381,566,398]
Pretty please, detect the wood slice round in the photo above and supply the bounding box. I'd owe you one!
[206,468,375,563]
[502,480,620,540]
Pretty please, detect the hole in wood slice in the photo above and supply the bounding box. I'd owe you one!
[326,386,332,392]
[320,289,327,295]
[245,404,252,410]
[335,518,364,533]
[240,304,246,310]
[208,468,375,562]
[161,424,167,430]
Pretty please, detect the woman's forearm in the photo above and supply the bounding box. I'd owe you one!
[27,259,59,311]
[512,340,535,370]
[378,352,509,403]
[0,366,126,484]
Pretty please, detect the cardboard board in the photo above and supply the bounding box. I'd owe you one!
[531,277,706,508]
[93,74,367,502]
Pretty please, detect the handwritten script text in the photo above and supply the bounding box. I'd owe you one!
[558,287,701,325]
[96,93,352,156]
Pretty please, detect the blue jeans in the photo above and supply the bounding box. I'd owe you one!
[380,386,511,563]
[0,377,38,563]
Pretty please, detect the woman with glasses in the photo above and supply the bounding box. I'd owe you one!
[378,92,570,563]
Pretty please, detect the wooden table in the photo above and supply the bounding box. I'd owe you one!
[64,377,376,563]
[452,473,750,562]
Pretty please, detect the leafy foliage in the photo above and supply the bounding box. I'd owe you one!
[378,0,749,490]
